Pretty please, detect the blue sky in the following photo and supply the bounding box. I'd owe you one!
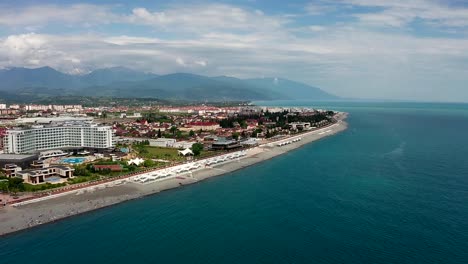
[1,0,468,101]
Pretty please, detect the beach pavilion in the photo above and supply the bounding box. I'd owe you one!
[178,148,194,156]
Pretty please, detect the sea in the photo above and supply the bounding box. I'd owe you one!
[1,101,468,264]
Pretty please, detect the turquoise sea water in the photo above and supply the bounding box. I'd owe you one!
[2,102,468,264]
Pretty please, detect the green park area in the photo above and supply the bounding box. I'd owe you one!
[135,146,185,161]
[0,143,212,194]
[133,143,206,161]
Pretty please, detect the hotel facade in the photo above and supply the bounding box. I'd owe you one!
[3,122,115,154]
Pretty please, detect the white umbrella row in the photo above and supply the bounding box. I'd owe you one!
[277,137,301,147]
[133,150,247,184]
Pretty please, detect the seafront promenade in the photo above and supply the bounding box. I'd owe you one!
[0,113,347,236]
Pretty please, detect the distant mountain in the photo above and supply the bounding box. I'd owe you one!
[81,67,158,86]
[245,78,337,100]
[0,66,338,101]
[0,66,157,90]
[0,66,77,90]
[82,73,278,101]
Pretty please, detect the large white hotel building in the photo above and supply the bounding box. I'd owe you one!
[3,122,115,154]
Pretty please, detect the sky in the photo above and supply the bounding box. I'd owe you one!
[1,0,468,102]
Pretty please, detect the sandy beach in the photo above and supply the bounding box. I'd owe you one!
[0,114,348,237]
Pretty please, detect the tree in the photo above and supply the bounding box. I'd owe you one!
[74,165,91,176]
[170,126,178,136]
[232,132,240,140]
[157,129,162,138]
[0,179,9,193]
[191,143,204,156]
[252,128,262,138]
[143,159,155,167]
[189,130,195,137]
[8,177,25,192]
[240,120,247,129]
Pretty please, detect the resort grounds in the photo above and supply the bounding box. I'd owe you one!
[0,114,347,236]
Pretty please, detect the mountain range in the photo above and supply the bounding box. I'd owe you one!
[0,66,338,101]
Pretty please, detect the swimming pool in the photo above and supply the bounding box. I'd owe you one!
[61,157,86,164]
[45,176,62,183]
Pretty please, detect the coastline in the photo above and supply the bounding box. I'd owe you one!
[0,114,348,237]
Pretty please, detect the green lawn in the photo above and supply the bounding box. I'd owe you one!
[67,175,100,184]
[136,145,226,161]
[137,146,185,161]
[23,182,67,192]
[198,150,223,158]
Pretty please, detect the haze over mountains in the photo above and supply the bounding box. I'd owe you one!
[0,66,337,102]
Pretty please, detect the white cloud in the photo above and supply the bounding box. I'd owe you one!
[305,1,337,15]
[175,57,186,66]
[0,4,116,27]
[3,33,47,56]
[126,4,288,33]
[309,25,327,32]
[195,60,207,67]
[306,0,468,27]
[104,36,161,45]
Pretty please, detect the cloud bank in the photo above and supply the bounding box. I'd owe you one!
[0,1,468,101]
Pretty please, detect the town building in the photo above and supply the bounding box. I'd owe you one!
[179,122,220,132]
[3,121,115,154]
[149,138,177,148]
[0,153,39,168]
[93,164,123,172]
[0,109,18,115]
[3,164,74,185]
[211,139,242,150]
[18,166,74,184]
[288,122,312,131]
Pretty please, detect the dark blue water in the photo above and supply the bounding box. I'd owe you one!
[2,102,468,264]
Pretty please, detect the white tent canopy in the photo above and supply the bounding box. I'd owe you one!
[128,157,145,166]
[178,148,194,156]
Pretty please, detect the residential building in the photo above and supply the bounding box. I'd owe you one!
[173,141,195,149]
[14,165,74,185]
[179,122,220,131]
[2,164,22,177]
[211,139,241,150]
[0,153,39,168]
[3,122,115,154]
[93,164,123,172]
[149,138,176,148]
[288,122,312,131]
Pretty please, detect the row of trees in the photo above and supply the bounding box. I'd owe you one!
[262,111,334,129]
[73,159,154,177]
[219,118,248,129]
[137,113,172,123]
[0,176,25,194]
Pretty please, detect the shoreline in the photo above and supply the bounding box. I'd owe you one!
[0,114,348,237]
